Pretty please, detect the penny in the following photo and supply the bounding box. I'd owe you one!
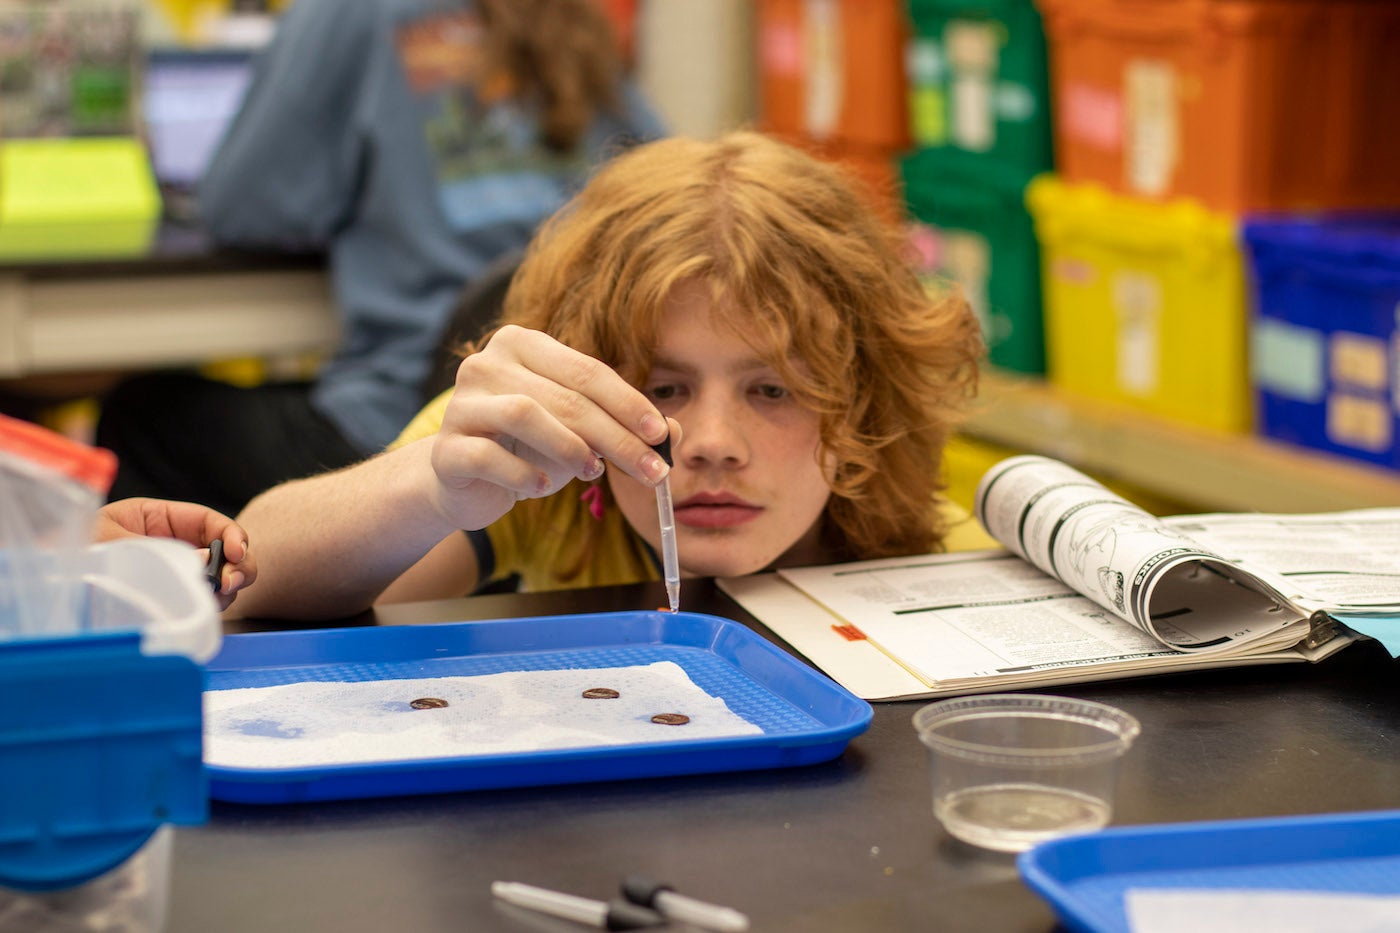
[650,713,690,726]
[582,687,621,699]
[409,697,449,709]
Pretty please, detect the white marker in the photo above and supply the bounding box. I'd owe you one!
[622,875,750,933]
[491,881,663,930]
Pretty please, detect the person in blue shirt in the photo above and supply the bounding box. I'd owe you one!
[95,0,664,517]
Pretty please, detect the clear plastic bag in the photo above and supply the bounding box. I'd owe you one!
[0,414,115,638]
[0,416,201,932]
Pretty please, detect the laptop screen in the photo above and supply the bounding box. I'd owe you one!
[142,48,254,190]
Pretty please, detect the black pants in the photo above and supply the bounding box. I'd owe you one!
[95,372,366,517]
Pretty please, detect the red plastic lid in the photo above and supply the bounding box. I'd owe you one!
[0,413,117,495]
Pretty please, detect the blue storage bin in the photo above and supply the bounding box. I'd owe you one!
[0,537,217,933]
[0,631,206,890]
[1244,216,1400,469]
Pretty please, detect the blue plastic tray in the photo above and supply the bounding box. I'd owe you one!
[204,610,873,804]
[1018,809,1400,933]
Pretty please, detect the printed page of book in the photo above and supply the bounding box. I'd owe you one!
[774,549,1310,690]
[721,570,1358,699]
[1164,510,1400,614]
[973,455,1306,650]
[716,574,931,701]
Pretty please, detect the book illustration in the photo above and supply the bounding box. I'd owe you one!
[1065,511,1199,615]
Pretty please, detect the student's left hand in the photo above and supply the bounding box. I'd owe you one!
[95,498,257,611]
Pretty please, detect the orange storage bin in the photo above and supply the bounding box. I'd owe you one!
[1039,0,1400,213]
[757,0,911,151]
[768,132,905,228]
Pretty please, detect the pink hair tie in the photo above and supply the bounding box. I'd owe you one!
[579,484,605,521]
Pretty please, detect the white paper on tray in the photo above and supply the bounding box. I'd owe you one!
[204,660,761,769]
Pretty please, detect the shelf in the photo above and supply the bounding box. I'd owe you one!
[0,266,336,378]
[962,371,1400,514]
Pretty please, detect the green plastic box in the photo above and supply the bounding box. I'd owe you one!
[901,147,1045,374]
[904,0,1053,178]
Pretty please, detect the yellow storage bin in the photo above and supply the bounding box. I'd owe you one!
[1026,176,1249,433]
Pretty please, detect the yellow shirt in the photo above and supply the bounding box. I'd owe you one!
[393,391,1000,591]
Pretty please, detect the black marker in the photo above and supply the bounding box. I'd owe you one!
[205,538,226,593]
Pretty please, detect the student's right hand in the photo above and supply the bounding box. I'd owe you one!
[429,325,672,529]
[95,498,257,611]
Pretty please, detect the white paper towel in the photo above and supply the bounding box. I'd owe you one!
[204,661,761,769]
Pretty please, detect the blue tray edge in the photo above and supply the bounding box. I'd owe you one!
[204,610,873,804]
[1018,808,1400,933]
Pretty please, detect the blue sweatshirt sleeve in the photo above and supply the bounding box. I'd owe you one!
[199,0,377,249]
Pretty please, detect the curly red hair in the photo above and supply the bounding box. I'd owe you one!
[478,131,983,563]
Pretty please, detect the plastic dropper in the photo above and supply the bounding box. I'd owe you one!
[652,433,680,612]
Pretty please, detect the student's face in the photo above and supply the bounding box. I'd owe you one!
[607,281,835,578]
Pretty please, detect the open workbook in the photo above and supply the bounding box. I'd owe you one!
[719,455,1400,700]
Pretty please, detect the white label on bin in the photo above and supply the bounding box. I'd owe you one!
[1113,271,1162,396]
[947,20,998,152]
[908,39,948,144]
[1330,332,1388,392]
[906,221,941,274]
[1064,83,1121,151]
[996,82,1035,122]
[1252,319,1324,402]
[802,0,842,140]
[945,231,993,343]
[1327,392,1392,453]
[907,37,945,84]
[1124,59,1178,197]
[762,20,802,76]
[1052,256,1097,287]
[1394,322,1400,416]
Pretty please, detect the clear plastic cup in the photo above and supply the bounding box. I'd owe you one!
[913,694,1141,853]
[0,827,172,933]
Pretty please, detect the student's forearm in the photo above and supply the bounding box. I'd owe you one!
[229,441,458,620]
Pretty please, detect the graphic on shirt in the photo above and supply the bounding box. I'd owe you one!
[395,11,484,93]
[396,11,588,235]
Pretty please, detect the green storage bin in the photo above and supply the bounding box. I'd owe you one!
[901,148,1045,374]
[905,0,1053,177]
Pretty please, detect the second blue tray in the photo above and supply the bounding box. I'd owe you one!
[204,610,872,804]
[1018,808,1400,933]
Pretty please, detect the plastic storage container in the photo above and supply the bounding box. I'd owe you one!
[756,0,911,150]
[1244,215,1400,470]
[903,149,1045,374]
[904,0,1053,177]
[0,137,160,261]
[1038,0,1400,214]
[0,537,218,932]
[1027,175,1250,432]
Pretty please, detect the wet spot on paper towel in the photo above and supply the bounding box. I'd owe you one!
[233,718,305,739]
[203,661,761,769]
